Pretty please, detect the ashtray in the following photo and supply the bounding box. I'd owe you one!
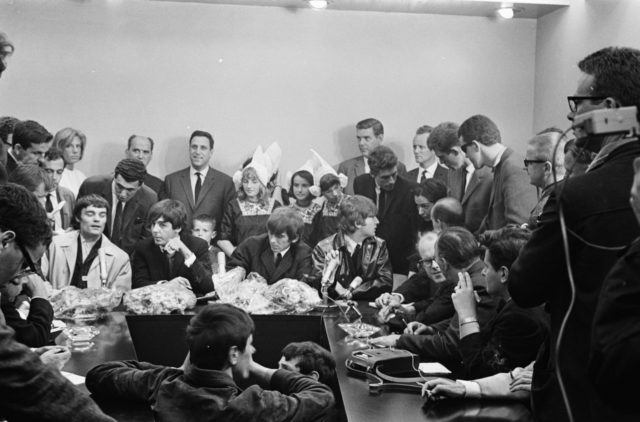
[338,322,380,338]
[62,326,100,352]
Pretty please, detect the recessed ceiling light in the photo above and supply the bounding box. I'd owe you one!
[308,0,329,10]
[497,6,524,19]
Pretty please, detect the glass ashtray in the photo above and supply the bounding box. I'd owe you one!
[338,322,381,338]
[62,326,100,352]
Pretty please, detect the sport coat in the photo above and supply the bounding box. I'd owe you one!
[406,164,449,186]
[159,167,235,232]
[353,174,418,275]
[56,186,75,230]
[144,173,163,195]
[78,174,157,255]
[479,147,537,231]
[43,231,131,291]
[5,152,17,174]
[337,156,407,196]
[448,166,493,234]
[228,233,312,284]
[131,234,214,295]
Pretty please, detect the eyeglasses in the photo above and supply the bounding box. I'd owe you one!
[567,96,606,113]
[419,258,435,268]
[461,144,470,153]
[16,240,39,276]
[523,159,547,167]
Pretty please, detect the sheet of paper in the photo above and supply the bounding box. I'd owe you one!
[418,362,451,374]
[61,371,86,385]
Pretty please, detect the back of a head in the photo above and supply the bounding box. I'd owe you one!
[267,206,304,241]
[417,231,438,255]
[479,226,532,270]
[8,164,51,193]
[148,199,188,231]
[12,120,52,149]
[281,341,337,384]
[114,158,147,184]
[427,122,460,152]
[0,116,19,144]
[436,226,481,269]
[431,197,464,227]
[528,132,567,176]
[458,115,501,146]
[356,118,384,137]
[338,195,377,234]
[413,179,448,203]
[0,183,52,249]
[415,125,433,136]
[186,304,255,370]
[367,145,398,175]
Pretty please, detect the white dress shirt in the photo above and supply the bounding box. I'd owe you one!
[190,166,210,201]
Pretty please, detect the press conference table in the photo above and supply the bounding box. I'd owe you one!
[59,303,533,422]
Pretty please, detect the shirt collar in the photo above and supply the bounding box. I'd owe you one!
[491,146,507,168]
[190,166,209,179]
[276,246,290,258]
[343,234,361,254]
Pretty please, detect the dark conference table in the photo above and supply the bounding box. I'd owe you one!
[59,303,533,422]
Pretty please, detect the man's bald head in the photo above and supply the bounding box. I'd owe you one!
[430,197,464,233]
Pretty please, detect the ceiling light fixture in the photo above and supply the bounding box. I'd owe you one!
[497,6,523,19]
[307,0,329,10]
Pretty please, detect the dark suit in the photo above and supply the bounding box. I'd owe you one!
[1,298,53,347]
[509,140,640,422]
[228,234,312,284]
[353,174,418,275]
[160,167,235,232]
[480,148,537,231]
[144,173,163,195]
[337,156,407,196]
[5,152,17,174]
[448,166,493,234]
[131,234,214,295]
[77,175,157,255]
[56,186,75,230]
[406,164,449,186]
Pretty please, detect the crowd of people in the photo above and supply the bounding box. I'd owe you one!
[2,29,640,421]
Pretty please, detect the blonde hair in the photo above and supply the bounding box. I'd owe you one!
[52,127,87,162]
[237,166,270,206]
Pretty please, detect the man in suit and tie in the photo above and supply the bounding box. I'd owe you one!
[337,118,407,195]
[6,120,52,174]
[0,116,19,168]
[407,125,449,186]
[428,121,493,234]
[353,146,418,284]
[131,199,214,295]
[228,207,312,284]
[160,130,235,233]
[458,115,537,231]
[39,147,75,231]
[78,158,157,255]
[124,134,163,194]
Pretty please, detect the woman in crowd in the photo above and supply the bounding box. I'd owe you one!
[309,173,348,247]
[288,170,322,246]
[52,127,87,196]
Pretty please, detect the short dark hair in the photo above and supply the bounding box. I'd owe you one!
[267,207,304,241]
[12,120,52,150]
[0,183,52,250]
[0,116,19,145]
[416,125,433,136]
[281,341,336,384]
[72,194,110,230]
[186,304,255,371]
[42,146,65,163]
[431,197,464,227]
[8,164,50,193]
[338,195,377,234]
[288,170,314,200]
[319,173,340,194]
[356,118,384,137]
[458,115,501,147]
[368,146,398,175]
[427,122,460,153]
[193,214,216,228]
[413,179,448,203]
[189,130,214,149]
[436,226,481,269]
[578,47,640,117]
[127,134,154,151]
[114,158,147,184]
[148,199,188,231]
[479,226,531,271]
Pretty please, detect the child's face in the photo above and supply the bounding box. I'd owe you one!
[192,220,216,243]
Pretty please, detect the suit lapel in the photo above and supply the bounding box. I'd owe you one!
[151,245,171,279]
[195,167,215,209]
[121,195,139,235]
[462,171,481,204]
[179,170,195,210]
[260,247,276,280]
[355,157,365,177]
[448,168,465,202]
[61,233,78,277]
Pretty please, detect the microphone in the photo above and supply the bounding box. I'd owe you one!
[98,248,107,287]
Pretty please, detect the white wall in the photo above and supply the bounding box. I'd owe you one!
[534,0,640,132]
[0,0,537,181]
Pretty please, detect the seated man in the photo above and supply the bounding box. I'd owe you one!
[228,207,312,284]
[43,194,131,291]
[453,226,548,379]
[311,195,392,301]
[131,199,214,295]
[430,197,464,233]
[371,227,498,373]
[86,304,335,421]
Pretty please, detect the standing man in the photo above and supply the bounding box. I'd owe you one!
[6,120,52,174]
[429,122,493,234]
[337,118,406,195]
[160,130,235,232]
[407,125,448,185]
[353,146,418,284]
[509,46,640,422]
[78,158,157,255]
[0,116,19,167]
[40,147,75,231]
[458,115,537,231]
[125,134,162,194]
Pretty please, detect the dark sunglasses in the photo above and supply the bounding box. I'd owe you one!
[567,96,606,113]
[523,159,547,167]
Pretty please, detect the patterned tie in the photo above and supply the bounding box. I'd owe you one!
[194,172,202,203]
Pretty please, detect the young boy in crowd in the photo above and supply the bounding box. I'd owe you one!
[192,214,223,275]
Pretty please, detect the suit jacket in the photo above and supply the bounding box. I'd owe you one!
[353,174,418,275]
[43,231,132,291]
[480,148,537,231]
[1,298,53,347]
[228,233,312,284]
[5,152,17,174]
[337,156,407,196]
[77,174,157,255]
[56,186,75,230]
[448,166,493,233]
[159,167,235,232]
[508,140,640,422]
[406,164,449,186]
[131,234,214,295]
[144,173,163,195]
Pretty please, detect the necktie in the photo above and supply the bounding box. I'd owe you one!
[45,193,54,213]
[111,201,124,242]
[420,170,427,184]
[460,167,468,197]
[274,253,283,267]
[165,250,175,277]
[194,172,202,203]
[378,190,387,216]
[351,244,362,272]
